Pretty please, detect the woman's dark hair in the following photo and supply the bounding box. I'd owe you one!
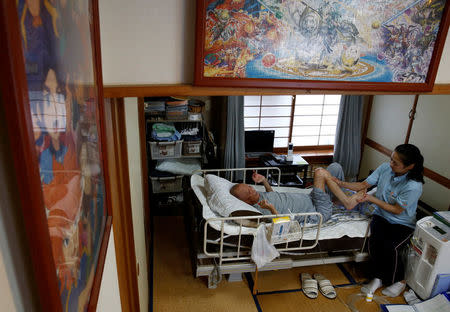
[395,144,424,184]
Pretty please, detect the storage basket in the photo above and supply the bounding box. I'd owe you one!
[182,140,202,156]
[150,175,183,193]
[149,140,183,159]
[188,99,205,113]
[268,220,302,244]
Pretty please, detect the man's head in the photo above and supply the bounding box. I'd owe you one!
[230,183,260,205]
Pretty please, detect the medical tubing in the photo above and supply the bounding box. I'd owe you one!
[346,292,391,312]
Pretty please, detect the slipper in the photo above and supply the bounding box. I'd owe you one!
[313,273,337,299]
[300,273,318,299]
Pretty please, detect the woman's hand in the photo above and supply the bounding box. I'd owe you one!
[357,193,371,203]
[252,171,266,184]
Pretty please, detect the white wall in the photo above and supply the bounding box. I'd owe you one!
[409,95,450,210]
[436,31,450,83]
[411,95,450,177]
[359,145,390,181]
[366,95,413,150]
[99,0,195,85]
[97,229,121,312]
[99,0,450,85]
[360,95,450,211]
[124,97,149,312]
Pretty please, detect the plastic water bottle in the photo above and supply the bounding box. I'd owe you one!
[286,142,293,162]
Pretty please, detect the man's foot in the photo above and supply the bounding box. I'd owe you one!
[344,190,366,210]
[361,278,382,294]
[382,281,406,297]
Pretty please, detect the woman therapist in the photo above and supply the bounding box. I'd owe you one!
[332,144,424,297]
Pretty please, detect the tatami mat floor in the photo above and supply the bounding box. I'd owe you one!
[152,216,406,311]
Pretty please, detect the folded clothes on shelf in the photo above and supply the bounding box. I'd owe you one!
[166,100,188,112]
[166,106,188,112]
[144,101,166,112]
[151,123,181,141]
[166,100,188,107]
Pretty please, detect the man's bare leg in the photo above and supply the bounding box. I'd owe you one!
[313,167,327,190]
[325,176,366,210]
[314,168,365,210]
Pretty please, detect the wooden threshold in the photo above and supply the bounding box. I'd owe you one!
[103,83,450,98]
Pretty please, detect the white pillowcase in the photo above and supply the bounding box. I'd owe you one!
[204,174,262,217]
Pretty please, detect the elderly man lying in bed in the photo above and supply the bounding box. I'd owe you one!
[230,163,366,223]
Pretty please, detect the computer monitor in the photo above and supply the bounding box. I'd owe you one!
[245,130,275,154]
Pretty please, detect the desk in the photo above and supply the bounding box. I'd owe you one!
[260,155,309,188]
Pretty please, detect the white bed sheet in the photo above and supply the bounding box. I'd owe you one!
[191,174,370,240]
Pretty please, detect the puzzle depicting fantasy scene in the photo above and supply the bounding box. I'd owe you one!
[17,0,106,310]
[203,0,447,82]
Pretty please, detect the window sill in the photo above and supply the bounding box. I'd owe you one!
[294,149,334,164]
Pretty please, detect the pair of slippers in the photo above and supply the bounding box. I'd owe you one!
[300,273,337,299]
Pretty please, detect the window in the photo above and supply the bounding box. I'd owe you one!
[244,95,341,149]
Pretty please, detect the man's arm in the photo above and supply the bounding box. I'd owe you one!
[258,199,278,214]
[252,172,273,192]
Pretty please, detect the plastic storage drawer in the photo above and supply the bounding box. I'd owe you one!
[149,140,183,159]
[182,140,202,156]
[150,175,183,193]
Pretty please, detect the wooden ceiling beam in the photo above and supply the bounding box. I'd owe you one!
[103,83,450,98]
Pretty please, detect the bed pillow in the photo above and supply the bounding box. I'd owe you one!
[204,174,262,218]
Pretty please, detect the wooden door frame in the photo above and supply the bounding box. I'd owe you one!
[137,97,152,312]
[103,98,140,311]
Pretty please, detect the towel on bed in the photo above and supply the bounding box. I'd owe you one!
[204,174,262,218]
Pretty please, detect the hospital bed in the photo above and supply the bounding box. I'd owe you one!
[188,167,372,288]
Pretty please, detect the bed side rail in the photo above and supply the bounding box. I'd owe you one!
[193,167,282,185]
[204,212,323,266]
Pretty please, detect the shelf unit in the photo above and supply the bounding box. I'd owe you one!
[145,109,205,214]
